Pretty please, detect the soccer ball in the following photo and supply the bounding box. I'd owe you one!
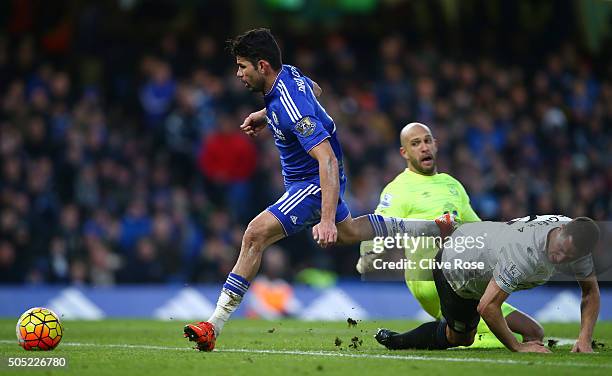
[16,307,63,351]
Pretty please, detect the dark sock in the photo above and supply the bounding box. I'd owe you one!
[386,321,452,350]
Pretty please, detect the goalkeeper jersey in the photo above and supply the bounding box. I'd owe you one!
[365,169,480,281]
[374,169,480,222]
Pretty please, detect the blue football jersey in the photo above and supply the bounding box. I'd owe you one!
[264,64,345,183]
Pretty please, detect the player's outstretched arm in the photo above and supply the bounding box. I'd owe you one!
[240,108,268,137]
[309,140,339,248]
[573,273,600,353]
[478,279,550,353]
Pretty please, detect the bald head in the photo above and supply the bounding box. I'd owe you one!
[399,122,437,175]
[400,123,433,148]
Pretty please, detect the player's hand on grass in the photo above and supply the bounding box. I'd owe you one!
[312,220,337,248]
[240,109,267,137]
[571,339,593,353]
[516,340,551,353]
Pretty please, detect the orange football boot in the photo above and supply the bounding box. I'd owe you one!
[184,321,216,351]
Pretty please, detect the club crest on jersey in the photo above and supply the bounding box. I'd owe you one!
[295,116,315,137]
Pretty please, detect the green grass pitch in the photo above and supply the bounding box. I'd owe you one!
[1,319,611,375]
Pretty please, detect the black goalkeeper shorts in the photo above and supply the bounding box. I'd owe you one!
[433,249,480,333]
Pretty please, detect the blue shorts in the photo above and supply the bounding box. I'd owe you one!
[267,178,351,236]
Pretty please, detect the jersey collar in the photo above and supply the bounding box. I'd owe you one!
[405,168,438,177]
[264,66,284,98]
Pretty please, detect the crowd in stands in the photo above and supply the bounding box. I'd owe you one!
[1,6,610,285]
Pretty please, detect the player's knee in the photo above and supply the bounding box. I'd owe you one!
[453,333,475,347]
[243,222,267,250]
[459,335,475,347]
[447,329,475,347]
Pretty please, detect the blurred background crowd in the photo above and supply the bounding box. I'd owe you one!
[1,0,610,285]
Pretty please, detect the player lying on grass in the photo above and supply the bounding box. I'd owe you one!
[357,123,544,348]
[375,215,600,353]
[184,28,456,351]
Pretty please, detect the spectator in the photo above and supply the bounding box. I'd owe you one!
[0,241,22,283]
[120,237,164,283]
[197,114,258,221]
[139,59,176,128]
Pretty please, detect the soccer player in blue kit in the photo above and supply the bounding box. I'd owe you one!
[184,28,456,351]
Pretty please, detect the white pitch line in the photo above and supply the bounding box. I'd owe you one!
[219,348,610,369]
[0,340,190,351]
[549,337,577,346]
[0,340,606,369]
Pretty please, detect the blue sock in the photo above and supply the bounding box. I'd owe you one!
[223,272,250,297]
[368,214,388,237]
[368,214,438,238]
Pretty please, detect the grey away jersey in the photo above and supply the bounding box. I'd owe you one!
[442,215,594,300]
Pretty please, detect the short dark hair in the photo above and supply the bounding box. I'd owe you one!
[228,28,282,70]
[565,217,600,256]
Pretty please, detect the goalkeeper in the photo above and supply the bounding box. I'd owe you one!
[357,122,543,347]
